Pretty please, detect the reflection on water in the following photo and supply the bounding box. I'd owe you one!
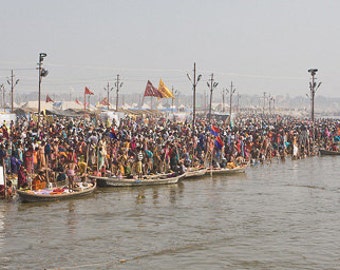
[0,205,4,252]
[66,201,77,235]
[1,157,340,269]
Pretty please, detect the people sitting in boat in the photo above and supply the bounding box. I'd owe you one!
[77,155,87,175]
[226,156,237,169]
[330,142,339,152]
[4,180,13,197]
[235,155,245,167]
[100,165,107,177]
[32,170,47,190]
[179,160,187,174]
[220,157,227,168]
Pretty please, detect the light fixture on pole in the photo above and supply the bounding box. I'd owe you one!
[207,73,218,125]
[307,68,321,122]
[37,53,48,128]
[187,62,202,132]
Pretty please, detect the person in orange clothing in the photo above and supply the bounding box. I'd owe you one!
[32,171,47,190]
[33,147,38,172]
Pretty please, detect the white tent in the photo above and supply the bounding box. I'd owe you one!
[20,101,54,111]
[141,103,150,109]
[53,101,84,111]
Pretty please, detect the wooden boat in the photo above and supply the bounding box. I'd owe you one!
[319,149,340,156]
[205,166,246,176]
[183,168,207,180]
[89,173,182,187]
[16,181,96,203]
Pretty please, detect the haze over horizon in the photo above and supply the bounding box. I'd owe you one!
[1,0,339,100]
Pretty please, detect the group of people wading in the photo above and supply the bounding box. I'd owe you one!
[1,112,340,197]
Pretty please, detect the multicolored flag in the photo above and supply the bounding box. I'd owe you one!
[215,136,224,149]
[210,125,220,136]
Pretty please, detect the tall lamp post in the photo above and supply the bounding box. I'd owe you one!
[187,62,202,131]
[0,84,5,112]
[207,73,218,125]
[171,87,178,115]
[104,82,113,110]
[308,68,321,122]
[37,53,48,128]
[115,74,123,112]
[226,81,236,120]
[7,70,19,113]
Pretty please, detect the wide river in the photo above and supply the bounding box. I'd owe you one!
[1,156,339,270]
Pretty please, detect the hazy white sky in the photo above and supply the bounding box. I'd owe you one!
[1,0,339,100]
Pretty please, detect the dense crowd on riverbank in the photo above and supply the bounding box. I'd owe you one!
[1,112,340,196]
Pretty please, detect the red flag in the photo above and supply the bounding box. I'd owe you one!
[75,98,81,105]
[46,95,54,103]
[144,80,162,97]
[85,86,94,95]
[100,97,110,106]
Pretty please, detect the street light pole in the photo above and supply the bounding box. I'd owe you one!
[222,88,225,113]
[37,53,48,128]
[7,70,19,113]
[226,81,236,119]
[0,84,4,112]
[308,68,321,122]
[115,74,123,112]
[104,82,113,110]
[171,87,177,115]
[187,62,202,131]
[207,73,218,125]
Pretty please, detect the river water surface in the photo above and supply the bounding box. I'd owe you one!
[1,156,339,270]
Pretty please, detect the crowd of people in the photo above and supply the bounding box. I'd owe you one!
[1,111,340,197]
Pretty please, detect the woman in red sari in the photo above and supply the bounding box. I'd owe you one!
[24,145,34,174]
[17,165,28,189]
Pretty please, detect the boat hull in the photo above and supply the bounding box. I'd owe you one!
[17,182,96,203]
[89,174,180,187]
[205,166,246,175]
[183,168,207,180]
[319,149,340,156]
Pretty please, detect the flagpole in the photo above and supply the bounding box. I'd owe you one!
[141,95,145,110]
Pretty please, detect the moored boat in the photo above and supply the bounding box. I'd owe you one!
[319,149,340,156]
[183,168,207,180]
[89,173,182,187]
[205,166,246,176]
[16,181,96,203]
